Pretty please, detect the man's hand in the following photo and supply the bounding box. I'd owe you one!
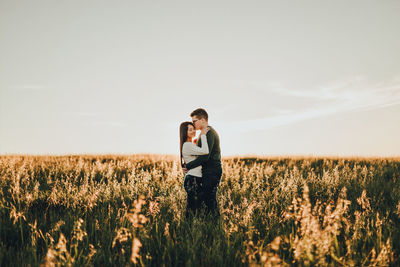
[200,127,209,135]
[182,167,188,174]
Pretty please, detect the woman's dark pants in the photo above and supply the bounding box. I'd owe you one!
[184,174,201,216]
[184,171,222,217]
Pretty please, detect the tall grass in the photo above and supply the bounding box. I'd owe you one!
[0,155,399,266]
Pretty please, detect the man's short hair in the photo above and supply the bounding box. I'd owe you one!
[190,108,208,121]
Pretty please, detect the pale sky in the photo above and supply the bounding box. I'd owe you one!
[1,0,400,157]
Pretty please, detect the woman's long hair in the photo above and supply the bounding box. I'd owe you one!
[179,121,194,168]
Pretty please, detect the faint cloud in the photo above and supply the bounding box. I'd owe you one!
[62,111,100,118]
[9,85,48,92]
[221,75,400,134]
[91,121,128,128]
[62,111,128,127]
[317,76,400,111]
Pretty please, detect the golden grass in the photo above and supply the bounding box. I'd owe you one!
[0,154,399,266]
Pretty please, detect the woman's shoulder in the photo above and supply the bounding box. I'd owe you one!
[182,142,196,153]
[183,141,194,147]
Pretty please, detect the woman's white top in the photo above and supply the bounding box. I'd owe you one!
[182,134,209,177]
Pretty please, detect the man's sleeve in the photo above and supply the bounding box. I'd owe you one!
[186,131,215,170]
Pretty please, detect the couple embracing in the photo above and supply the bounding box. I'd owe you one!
[179,108,222,218]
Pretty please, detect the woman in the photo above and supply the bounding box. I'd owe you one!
[179,121,209,216]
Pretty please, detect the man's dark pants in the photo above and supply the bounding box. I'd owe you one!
[184,168,222,217]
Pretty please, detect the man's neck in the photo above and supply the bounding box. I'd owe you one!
[198,124,209,131]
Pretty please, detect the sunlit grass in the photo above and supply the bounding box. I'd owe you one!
[0,155,399,266]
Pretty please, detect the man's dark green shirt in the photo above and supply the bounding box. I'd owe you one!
[186,126,222,172]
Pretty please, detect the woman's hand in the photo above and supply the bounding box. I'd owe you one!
[200,127,209,135]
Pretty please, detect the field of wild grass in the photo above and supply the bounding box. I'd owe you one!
[0,155,399,266]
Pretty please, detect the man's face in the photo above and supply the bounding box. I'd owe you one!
[191,116,204,130]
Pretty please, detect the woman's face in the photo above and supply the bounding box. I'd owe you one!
[187,124,196,139]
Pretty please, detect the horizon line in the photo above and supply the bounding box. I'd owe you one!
[1,153,399,160]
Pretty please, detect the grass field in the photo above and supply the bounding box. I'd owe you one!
[0,154,399,266]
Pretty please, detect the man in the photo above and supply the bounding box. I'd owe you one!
[183,108,222,217]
